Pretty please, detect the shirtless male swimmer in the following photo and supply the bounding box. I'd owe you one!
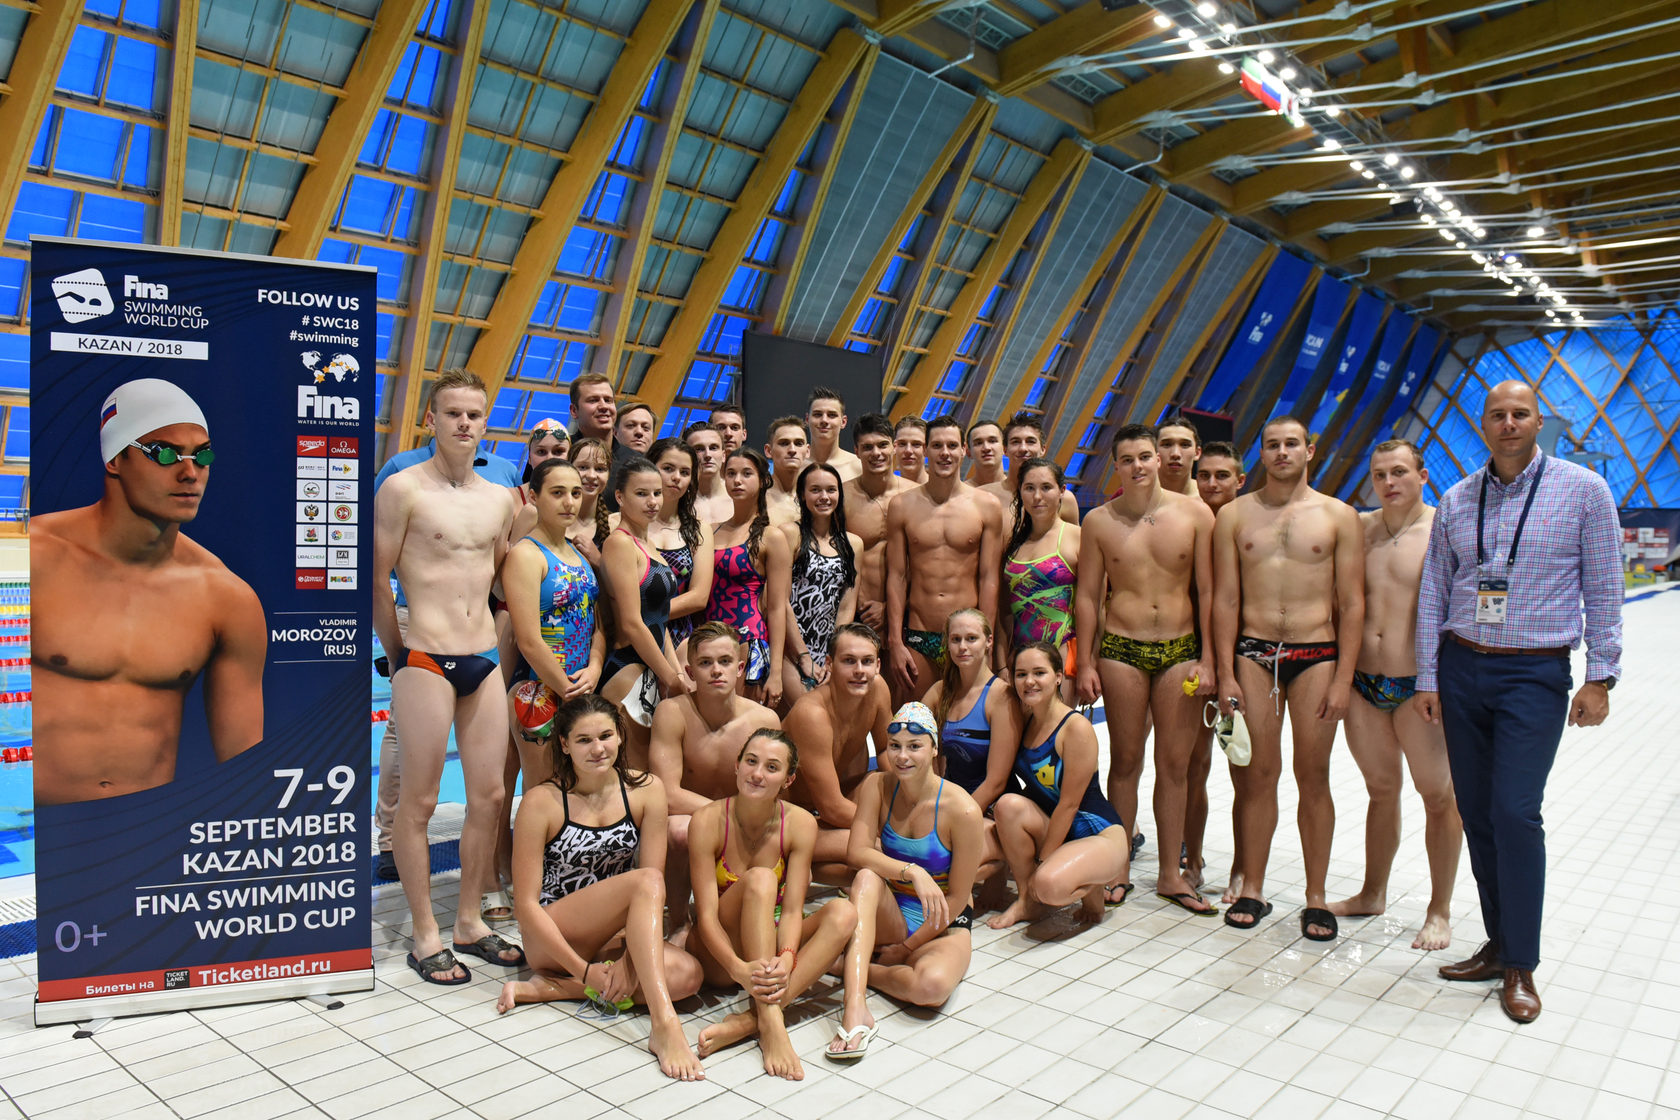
[33,378,266,805]
[885,414,1003,705]
[374,369,525,984]
[842,414,912,635]
[1212,415,1364,940]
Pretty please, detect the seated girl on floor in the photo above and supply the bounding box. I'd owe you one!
[687,728,858,1081]
[496,694,705,1082]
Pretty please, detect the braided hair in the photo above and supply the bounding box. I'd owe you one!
[791,461,857,589]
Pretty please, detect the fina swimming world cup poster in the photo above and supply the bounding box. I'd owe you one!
[28,238,376,1024]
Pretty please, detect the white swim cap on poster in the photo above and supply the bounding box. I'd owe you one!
[99,378,209,464]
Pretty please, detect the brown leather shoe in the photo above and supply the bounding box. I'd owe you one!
[1438,940,1502,982]
[1501,969,1541,1023]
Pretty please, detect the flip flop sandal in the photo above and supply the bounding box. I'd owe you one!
[1156,891,1219,916]
[407,948,472,986]
[1301,907,1339,942]
[1104,882,1135,907]
[824,1023,879,1062]
[452,932,527,969]
[481,889,514,923]
[1223,897,1274,930]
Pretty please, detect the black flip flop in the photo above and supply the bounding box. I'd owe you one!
[1157,891,1219,916]
[375,851,399,881]
[407,948,472,986]
[1224,897,1273,930]
[1301,907,1339,942]
[453,933,527,968]
[1104,882,1135,907]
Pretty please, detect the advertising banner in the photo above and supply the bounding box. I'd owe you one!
[29,238,375,1024]
[1267,274,1351,421]
[1304,291,1386,440]
[1197,252,1313,412]
[1377,324,1443,438]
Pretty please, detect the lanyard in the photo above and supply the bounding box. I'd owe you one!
[1476,454,1545,569]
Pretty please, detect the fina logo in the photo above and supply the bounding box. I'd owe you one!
[50,268,116,324]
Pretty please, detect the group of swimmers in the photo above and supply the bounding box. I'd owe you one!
[371,369,1463,1082]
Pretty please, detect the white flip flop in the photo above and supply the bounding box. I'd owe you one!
[481,889,514,924]
[824,1022,878,1061]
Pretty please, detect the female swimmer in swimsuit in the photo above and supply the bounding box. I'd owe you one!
[496,696,704,1081]
[687,729,858,1080]
[987,642,1132,928]
[779,462,861,706]
[708,448,790,709]
[601,457,689,767]
[567,436,610,569]
[829,702,982,1059]
[1002,458,1079,700]
[648,437,714,650]
[507,418,571,542]
[922,608,1021,868]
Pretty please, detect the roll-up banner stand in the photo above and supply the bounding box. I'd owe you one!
[28,238,375,1025]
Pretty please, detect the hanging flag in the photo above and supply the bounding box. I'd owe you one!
[1239,58,1302,125]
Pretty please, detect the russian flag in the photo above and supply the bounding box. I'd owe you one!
[1240,58,1298,122]
[101,403,117,428]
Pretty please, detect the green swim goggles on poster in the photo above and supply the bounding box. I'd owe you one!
[129,440,215,467]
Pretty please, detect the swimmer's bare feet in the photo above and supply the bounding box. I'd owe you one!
[1413,910,1452,952]
[986,897,1045,930]
[1078,886,1107,923]
[1220,872,1244,906]
[760,1019,805,1080]
[696,1010,758,1057]
[497,969,588,1013]
[1328,889,1386,919]
[649,1016,704,1081]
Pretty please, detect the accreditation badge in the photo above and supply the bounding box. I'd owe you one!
[1475,576,1508,625]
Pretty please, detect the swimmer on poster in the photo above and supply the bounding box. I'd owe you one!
[31,378,266,805]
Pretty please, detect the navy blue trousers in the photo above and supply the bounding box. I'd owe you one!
[1436,638,1571,971]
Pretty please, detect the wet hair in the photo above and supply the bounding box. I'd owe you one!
[766,414,808,444]
[894,415,928,437]
[966,418,1003,443]
[548,695,650,791]
[1004,457,1066,577]
[828,620,883,661]
[648,436,701,551]
[1199,440,1240,464]
[792,462,856,590]
[934,607,992,726]
[1371,438,1424,470]
[686,620,741,662]
[724,446,772,567]
[806,386,843,411]
[568,372,612,409]
[528,456,580,499]
[1004,410,1045,443]
[1158,414,1200,445]
[610,455,662,536]
[1261,414,1310,441]
[926,412,963,442]
[428,368,487,415]
[853,412,894,445]
[739,727,800,777]
[1112,423,1158,452]
[1011,639,1065,677]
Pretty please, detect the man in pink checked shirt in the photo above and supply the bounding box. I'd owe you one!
[1415,380,1623,1025]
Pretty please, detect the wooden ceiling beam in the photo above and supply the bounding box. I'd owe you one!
[996,1,1158,97]
[159,0,198,246]
[0,1,82,227]
[1163,116,1313,181]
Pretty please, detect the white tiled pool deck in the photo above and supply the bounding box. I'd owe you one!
[2,587,1678,1120]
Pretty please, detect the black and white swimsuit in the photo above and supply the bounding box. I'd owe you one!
[790,549,849,673]
[538,777,640,905]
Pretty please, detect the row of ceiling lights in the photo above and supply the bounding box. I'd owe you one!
[1147,2,1586,325]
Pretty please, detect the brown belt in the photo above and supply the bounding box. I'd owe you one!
[1447,632,1568,658]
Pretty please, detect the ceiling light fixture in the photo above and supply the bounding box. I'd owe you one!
[1399,165,1416,179]
[1362,169,1375,179]
[1323,105,1341,117]
[1220,21,1237,33]
[1279,66,1297,80]
[1178,26,1197,39]
[1382,153,1399,167]
[1525,225,1545,238]
[1218,60,1235,73]
[1258,49,1276,63]
[1154,13,1173,28]
[1349,159,1364,170]
[1320,137,1340,150]
[1198,2,1218,16]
